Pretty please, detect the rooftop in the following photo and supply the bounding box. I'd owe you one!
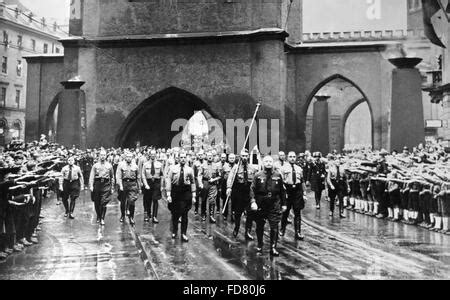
[0,0,68,39]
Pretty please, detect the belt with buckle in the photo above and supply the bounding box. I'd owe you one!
[95,178,110,183]
[267,192,272,197]
[123,179,136,183]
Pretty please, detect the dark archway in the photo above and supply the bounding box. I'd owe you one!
[304,74,374,153]
[116,87,220,148]
[45,94,60,143]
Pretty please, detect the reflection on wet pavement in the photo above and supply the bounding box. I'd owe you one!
[1,191,450,280]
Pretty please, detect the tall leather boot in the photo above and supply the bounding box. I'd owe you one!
[69,198,76,219]
[270,227,279,257]
[294,217,304,240]
[101,207,107,226]
[129,205,135,225]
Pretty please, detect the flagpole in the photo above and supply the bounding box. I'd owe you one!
[222,101,262,215]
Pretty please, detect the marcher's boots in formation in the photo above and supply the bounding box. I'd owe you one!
[434,215,442,231]
[387,207,394,220]
[428,214,435,229]
[373,202,379,216]
[343,197,348,208]
[441,216,449,234]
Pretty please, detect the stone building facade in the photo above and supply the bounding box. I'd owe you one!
[0,0,66,147]
[25,0,426,154]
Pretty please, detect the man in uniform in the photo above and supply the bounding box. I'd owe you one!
[116,152,140,225]
[307,152,327,209]
[280,152,306,240]
[221,153,236,219]
[89,150,114,226]
[193,150,205,215]
[226,149,257,240]
[198,151,221,223]
[142,150,164,223]
[166,152,196,242]
[274,151,286,172]
[60,157,84,219]
[250,155,287,256]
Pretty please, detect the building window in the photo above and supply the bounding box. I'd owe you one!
[2,31,8,45]
[1,87,6,107]
[31,39,36,51]
[17,35,22,49]
[15,90,21,109]
[1,57,7,74]
[43,43,48,54]
[409,0,422,12]
[16,60,22,77]
[55,47,60,54]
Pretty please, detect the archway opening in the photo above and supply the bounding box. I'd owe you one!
[344,102,372,150]
[305,76,373,154]
[116,87,221,149]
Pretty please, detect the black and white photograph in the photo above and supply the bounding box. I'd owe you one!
[1,0,450,283]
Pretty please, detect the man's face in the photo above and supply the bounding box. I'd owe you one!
[68,157,75,165]
[263,156,274,169]
[221,154,227,163]
[288,153,296,164]
[99,152,107,161]
[125,154,133,164]
[207,153,213,162]
[150,151,157,161]
[179,154,187,165]
[228,154,236,164]
[241,154,249,163]
[279,152,286,161]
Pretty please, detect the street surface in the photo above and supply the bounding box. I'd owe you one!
[1,191,450,280]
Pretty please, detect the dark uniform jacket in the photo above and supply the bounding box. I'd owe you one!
[307,160,327,192]
[250,169,286,212]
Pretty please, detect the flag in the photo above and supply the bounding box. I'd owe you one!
[422,0,446,48]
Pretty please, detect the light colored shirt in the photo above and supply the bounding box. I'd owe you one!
[281,163,303,185]
[166,164,196,194]
[89,161,114,187]
[116,161,140,186]
[142,159,164,180]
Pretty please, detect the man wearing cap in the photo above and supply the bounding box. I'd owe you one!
[198,151,221,223]
[166,152,196,242]
[116,152,140,225]
[227,149,257,240]
[250,155,287,257]
[60,157,84,219]
[142,150,164,224]
[89,150,114,226]
[217,153,228,215]
[307,152,327,209]
[280,152,306,240]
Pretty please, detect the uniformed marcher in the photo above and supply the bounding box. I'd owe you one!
[193,151,205,215]
[307,152,327,209]
[221,153,236,219]
[116,152,140,225]
[198,152,221,223]
[89,150,114,226]
[280,152,306,240]
[166,152,196,242]
[142,150,164,223]
[250,155,287,256]
[326,154,346,218]
[60,157,84,219]
[226,150,257,240]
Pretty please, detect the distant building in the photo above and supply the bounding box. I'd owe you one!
[0,0,67,147]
